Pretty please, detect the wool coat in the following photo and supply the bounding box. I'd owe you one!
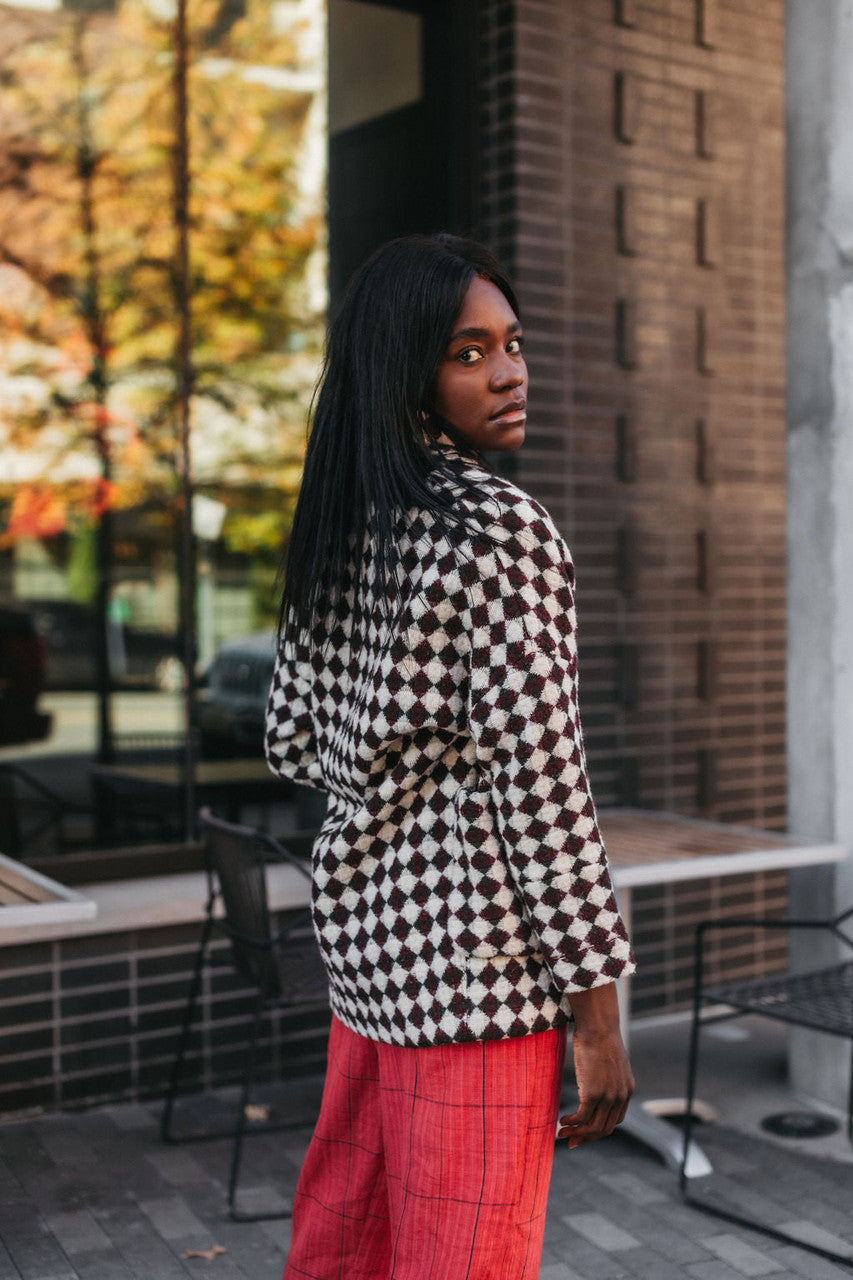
[264,437,635,1049]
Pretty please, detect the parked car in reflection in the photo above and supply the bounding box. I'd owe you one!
[197,631,277,758]
[0,601,53,746]
[27,599,185,691]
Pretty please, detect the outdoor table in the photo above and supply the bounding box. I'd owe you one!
[0,851,96,929]
[595,807,849,1175]
[90,758,284,839]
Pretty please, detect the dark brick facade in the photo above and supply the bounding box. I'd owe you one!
[0,916,330,1116]
[481,0,786,826]
[476,0,788,1011]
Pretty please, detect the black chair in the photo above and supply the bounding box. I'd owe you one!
[680,908,853,1268]
[160,807,327,1221]
[0,761,93,857]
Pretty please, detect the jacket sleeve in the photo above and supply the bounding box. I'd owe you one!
[264,637,326,792]
[464,509,635,992]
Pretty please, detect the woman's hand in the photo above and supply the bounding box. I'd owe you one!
[558,982,635,1148]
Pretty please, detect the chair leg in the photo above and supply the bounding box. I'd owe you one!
[847,1039,853,1144]
[160,911,214,1144]
[227,993,293,1223]
[680,975,853,1268]
[680,931,706,1195]
[680,1002,703,1193]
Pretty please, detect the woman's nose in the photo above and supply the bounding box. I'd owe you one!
[490,356,526,391]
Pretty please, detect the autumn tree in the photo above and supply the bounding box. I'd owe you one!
[0,0,324,536]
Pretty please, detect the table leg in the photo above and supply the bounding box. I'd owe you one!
[610,887,714,1178]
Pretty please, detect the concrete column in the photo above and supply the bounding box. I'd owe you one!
[786,0,853,1111]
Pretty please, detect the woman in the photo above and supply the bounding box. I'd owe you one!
[265,233,635,1280]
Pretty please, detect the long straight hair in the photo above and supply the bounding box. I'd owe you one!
[276,233,521,656]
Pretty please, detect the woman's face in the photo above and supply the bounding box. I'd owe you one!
[430,275,527,453]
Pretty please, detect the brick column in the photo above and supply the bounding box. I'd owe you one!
[477,0,789,1014]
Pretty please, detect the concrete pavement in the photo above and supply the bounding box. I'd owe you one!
[1,1017,851,1279]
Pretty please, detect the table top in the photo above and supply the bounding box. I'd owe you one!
[0,852,97,928]
[599,808,848,888]
[1,808,847,947]
[91,758,276,789]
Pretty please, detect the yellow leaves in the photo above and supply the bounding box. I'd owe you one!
[224,510,291,554]
[0,0,325,496]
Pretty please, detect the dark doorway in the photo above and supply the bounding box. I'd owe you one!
[328,0,479,305]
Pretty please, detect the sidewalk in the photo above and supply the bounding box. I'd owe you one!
[0,1016,851,1280]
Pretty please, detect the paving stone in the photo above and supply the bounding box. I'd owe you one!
[593,1169,669,1205]
[687,1262,771,1280]
[686,1176,792,1232]
[41,1215,112,1259]
[137,1199,209,1245]
[163,1177,232,1229]
[0,1235,22,1280]
[541,1233,631,1279]
[561,1214,640,1253]
[591,1196,712,1267]
[70,1263,135,1280]
[3,1080,853,1280]
[619,1248,708,1280]
[776,1222,853,1260]
[781,1194,853,1240]
[0,1202,77,1280]
[90,1204,191,1280]
[195,1218,287,1280]
[699,1233,786,1277]
[100,1107,158,1134]
[227,1186,290,1220]
[275,1138,311,1173]
[36,1126,104,1176]
[59,1133,169,1205]
[173,1249,243,1280]
[763,1245,853,1280]
[0,1131,65,1206]
[0,1157,23,1203]
[259,1218,291,1254]
[702,1148,761,1177]
[539,1264,588,1280]
[144,1151,215,1191]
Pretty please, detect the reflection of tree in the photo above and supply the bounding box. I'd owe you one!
[0,0,323,511]
[72,12,114,760]
[0,0,324,772]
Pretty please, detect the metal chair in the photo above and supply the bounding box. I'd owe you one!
[0,761,94,857]
[680,908,853,1267]
[160,807,327,1221]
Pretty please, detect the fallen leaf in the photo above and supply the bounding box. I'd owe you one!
[181,1245,228,1260]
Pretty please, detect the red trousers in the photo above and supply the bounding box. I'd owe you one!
[283,1015,568,1280]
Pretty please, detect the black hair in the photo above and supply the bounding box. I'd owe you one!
[276,232,521,656]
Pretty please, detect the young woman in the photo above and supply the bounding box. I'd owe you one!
[265,233,636,1280]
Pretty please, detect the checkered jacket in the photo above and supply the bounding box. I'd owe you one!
[265,439,635,1048]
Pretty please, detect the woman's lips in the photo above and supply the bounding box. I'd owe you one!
[489,402,527,425]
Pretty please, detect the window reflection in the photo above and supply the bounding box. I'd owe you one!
[0,0,327,854]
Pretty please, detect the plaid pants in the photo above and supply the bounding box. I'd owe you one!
[283,1015,568,1280]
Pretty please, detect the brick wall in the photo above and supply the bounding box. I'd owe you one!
[477,0,789,1011]
[0,916,330,1116]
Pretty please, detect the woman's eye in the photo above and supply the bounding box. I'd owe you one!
[507,335,524,354]
[457,347,484,365]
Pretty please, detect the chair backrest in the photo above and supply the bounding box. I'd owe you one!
[0,766,22,855]
[835,906,853,950]
[199,807,282,997]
